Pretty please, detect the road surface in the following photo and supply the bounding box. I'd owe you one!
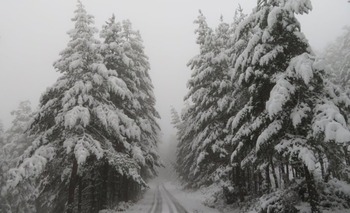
[124,181,220,213]
[147,183,189,213]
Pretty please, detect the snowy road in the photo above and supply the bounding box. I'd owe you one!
[148,184,188,213]
[123,181,220,213]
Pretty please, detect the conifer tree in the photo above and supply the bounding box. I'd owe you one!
[226,0,350,211]
[177,1,350,212]
[0,101,35,213]
[3,101,33,169]
[323,26,350,92]
[0,120,5,178]
[322,25,350,178]
[0,120,8,213]
[172,103,194,185]
[176,11,238,188]
[100,15,161,180]
[3,2,152,212]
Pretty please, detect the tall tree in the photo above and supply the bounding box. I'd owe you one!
[176,11,241,188]
[0,101,35,213]
[3,2,149,212]
[322,25,350,182]
[323,26,350,92]
[177,1,350,212]
[0,120,5,177]
[0,120,9,213]
[3,101,33,169]
[100,15,161,180]
[226,0,350,212]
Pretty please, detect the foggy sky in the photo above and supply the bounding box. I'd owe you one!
[0,0,349,143]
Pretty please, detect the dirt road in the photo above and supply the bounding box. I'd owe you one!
[148,183,188,213]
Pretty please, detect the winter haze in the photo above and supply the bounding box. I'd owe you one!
[0,0,349,140]
[1,0,350,212]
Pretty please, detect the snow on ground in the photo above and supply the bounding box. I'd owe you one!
[116,184,155,213]
[162,180,221,213]
[124,179,246,213]
[101,179,223,213]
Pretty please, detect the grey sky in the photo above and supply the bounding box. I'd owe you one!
[0,0,349,142]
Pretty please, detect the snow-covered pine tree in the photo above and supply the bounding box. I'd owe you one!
[0,120,5,180]
[176,11,236,188]
[0,101,35,213]
[226,0,350,212]
[100,15,161,181]
[3,2,148,212]
[3,101,33,169]
[323,26,350,92]
[0,120,9,213]
[322,25,350,181]
[172,102,193,185]
[175,12,211,187]
[170,106,181,130]
[120,20,161,179]
[171,104,192,184]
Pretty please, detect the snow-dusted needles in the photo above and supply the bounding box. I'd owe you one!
[1,0,350,213]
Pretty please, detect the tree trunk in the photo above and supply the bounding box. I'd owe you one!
[123,175,129,201]
[264,164,271,193]
[100,162,109,209]
[67,158,78,213]
[247,167,251,193]
[270,158,279,189]
[258,171,263,196]
[280,162,289,188]
[90,175,96,213]
[285,162,290,186]
[291,166,296,179]
[107,167,113,207]
[254,170,258,195]
[279,163,283,188]
[318,153,326,182]
[78,177,82,213]
[117,173,122,202]
[344,146,350,166]
[303,165,320,213]
[236,165,245,202]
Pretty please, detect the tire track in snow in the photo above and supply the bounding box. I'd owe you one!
[160,184,175,213]
[147,189,157,213]
[162,184,189,213]
[148,185,162,213]
[148,183,189,213]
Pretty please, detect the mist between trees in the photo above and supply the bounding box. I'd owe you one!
[1,0,350,213]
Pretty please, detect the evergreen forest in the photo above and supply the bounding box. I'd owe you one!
[1,0,350,213]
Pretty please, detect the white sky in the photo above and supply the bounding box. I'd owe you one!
[0,0,349,142]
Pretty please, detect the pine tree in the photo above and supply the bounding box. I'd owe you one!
[177,1,350,212]
[3,101,33,169]
[323,26,350,92]
[322,25,350,183]
[173,101,196,186]
[0,120,9,213]
[3,2,150,212]
[121,20,161,179]
[100,15,161,180]
[176,11,238,188]
[0,120,5,178]
[226,0,350,212]
[0,101,35,213]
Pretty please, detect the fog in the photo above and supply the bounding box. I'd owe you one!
[0,0,349,145]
